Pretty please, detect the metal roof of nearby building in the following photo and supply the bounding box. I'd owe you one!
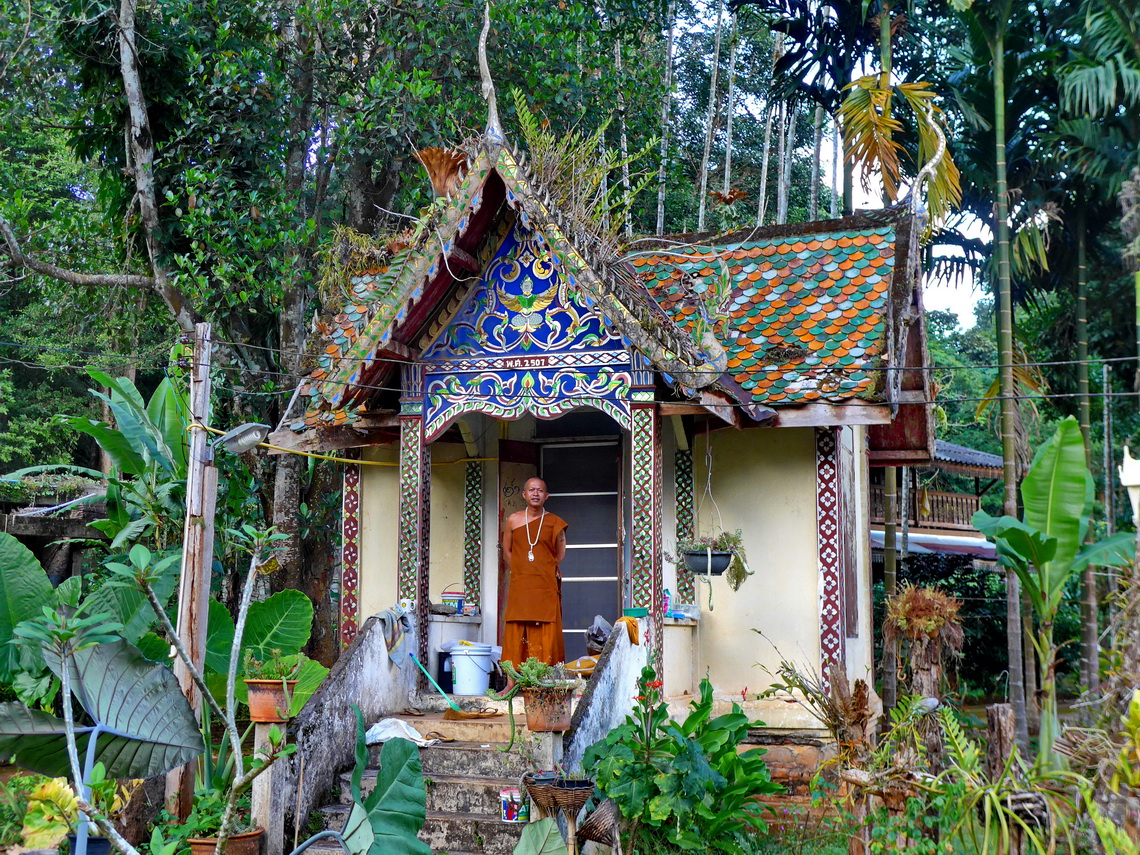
[933,440,1003,476]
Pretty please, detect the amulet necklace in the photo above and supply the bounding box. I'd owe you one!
[524,507,546,563]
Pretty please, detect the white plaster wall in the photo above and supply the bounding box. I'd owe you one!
[692,426,822,727]
[843,425,875,685]
[358,444,400,620]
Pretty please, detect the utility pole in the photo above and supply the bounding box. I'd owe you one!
[167,323,217,818]
[1105,364,1117,598]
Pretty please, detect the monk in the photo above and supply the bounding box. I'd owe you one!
[501,477,568,669]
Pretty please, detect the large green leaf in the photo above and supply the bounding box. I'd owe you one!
[0,534,52,681]
[511,819,565,855]
[1020,417,1092,608]
[1074,532,1136,573]
[0,640,203,778]
[205,598,235,674]
[63,418,147,478]
[242,590,314,661]
[971,511,1056,619]
[145,377,189,476]
[361,738,430,855]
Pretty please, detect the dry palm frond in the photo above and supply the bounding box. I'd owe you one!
[414,146,468,198]
[709,188,747,206]
[838,76,960,226]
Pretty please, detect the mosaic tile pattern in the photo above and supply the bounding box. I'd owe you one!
[815,427,844,692]
[674,448,696,604]
[630,405,660,615]
[398,416,426,603]
[340,461,361,649]
[651,414,664,654]
[633,229,898,406]
[463,461,483,607]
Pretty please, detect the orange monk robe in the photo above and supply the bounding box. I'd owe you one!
[502,513,568,667]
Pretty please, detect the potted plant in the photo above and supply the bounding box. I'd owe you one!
[489,658,582,750]
[242,649,306,723]
[183,789,263,855]
[674,529,744,577]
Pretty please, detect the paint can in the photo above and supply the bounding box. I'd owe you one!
[500,788,530,823]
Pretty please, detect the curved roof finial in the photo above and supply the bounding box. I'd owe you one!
[478,0,503,143]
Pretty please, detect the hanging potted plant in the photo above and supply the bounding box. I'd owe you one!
[242,649,305,723]
[668,530,752,612]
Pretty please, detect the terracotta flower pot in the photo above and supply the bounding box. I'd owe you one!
[188,827,264,855]
[522,685,574,732]
[244,679,297,722]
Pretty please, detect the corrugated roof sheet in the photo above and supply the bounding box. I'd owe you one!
[933,440,1003,472]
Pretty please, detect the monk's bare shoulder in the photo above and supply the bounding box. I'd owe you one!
[505,509,529,530]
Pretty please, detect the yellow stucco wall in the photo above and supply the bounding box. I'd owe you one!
[428,445,468,601]
[357,442,468,620]
[358,444,400,620]
[691,426,821,724]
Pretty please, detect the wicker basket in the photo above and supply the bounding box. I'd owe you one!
[521,773,561,815]
[552,781,593,817]
[577,798,619,846]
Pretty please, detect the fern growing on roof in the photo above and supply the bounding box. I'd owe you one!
[511,89,656,260]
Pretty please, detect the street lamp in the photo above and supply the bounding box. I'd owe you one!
[214,422,271,455]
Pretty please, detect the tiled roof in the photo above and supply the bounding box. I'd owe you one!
[933,440,1003,473]
[632,227,899,405]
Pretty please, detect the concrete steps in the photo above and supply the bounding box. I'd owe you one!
[316,706,559,855]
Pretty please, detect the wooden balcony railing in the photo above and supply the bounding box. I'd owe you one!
[869,486,980,531]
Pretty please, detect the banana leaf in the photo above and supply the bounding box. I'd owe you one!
[0,639,203,779]
[341,707,430,855]
[511,819,566,855]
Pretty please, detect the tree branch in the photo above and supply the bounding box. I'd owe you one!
[115,0,201,332]
[0,215,156,289]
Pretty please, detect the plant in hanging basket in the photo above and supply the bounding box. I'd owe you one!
[671,529,752,590]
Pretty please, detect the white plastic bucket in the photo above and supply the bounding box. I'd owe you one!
[450,644,494,695]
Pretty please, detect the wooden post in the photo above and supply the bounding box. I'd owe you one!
[166,323,217,817]
[252,723,285,855]
[882,467,898,711]
[986,704,1023,855]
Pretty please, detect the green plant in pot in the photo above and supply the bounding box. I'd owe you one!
[489,658,582,751]
[242,649,307,723]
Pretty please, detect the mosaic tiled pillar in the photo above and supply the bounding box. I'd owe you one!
[631,403,663,652]
[463,460,482,607]
[815,427,845,693]
[674,448,696,604]
[340,460,361,649]
[398,414,432,684]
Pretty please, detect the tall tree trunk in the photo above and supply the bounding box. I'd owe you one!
[777,106,796,224]
[722,14,738,197]
[696,0,724,232]
[809,105,824,220]
[830,114,839,218]
[656,0,676,236]
[994,26,1029,754]
[615,40,633,238]
[755,35,781,227]
[1076,202,1099,691]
